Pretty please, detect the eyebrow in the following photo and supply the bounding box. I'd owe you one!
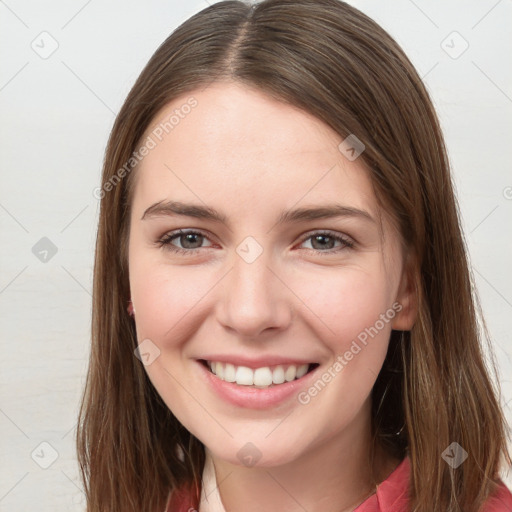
[141,200,375,226]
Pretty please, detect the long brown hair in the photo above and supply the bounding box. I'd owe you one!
[77,1,511,510]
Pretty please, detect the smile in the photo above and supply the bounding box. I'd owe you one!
[204,360,319,388]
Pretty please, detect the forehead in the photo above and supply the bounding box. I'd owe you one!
[132,81,378,219]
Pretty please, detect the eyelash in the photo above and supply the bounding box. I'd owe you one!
[156,229,355,256]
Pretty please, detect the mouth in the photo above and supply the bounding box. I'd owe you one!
[200,360,320,388]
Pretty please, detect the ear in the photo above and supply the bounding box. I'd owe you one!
[391,256,418,331]
[127,299,135,317]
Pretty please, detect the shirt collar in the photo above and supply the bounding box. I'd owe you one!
[199,452,410,512]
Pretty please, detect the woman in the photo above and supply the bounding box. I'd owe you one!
[77,1,512,510]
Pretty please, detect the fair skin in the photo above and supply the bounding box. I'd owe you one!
[128,81,416,512]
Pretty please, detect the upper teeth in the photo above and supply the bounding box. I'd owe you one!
[208,361,310,387]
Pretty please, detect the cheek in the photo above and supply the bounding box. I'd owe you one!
[128,261,214,432]
[296,265,396,348]
[294,265,397,408]
[130,263,214,346]
[293,269,395,426]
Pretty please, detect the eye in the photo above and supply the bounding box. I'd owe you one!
[157,229,214,255]
[297,231,354,255]
[156,229,355,256]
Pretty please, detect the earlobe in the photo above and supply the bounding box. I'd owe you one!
[127,299,135,317]
[391,262,418,331]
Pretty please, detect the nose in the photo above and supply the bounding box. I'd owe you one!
[216,249,292,340]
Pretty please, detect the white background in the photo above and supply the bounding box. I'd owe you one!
[0,0,511,509]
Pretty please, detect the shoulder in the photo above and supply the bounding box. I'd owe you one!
[481,481,512,511]
[376,456,512,512]
[164,484,199,512]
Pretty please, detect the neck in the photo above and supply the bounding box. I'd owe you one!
[206,398,400,512]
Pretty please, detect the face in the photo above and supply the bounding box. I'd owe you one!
[127,81,415,467]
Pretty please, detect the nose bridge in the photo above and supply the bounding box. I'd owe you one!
[217,238,291,338]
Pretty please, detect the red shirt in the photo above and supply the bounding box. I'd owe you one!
[166,456,512,511]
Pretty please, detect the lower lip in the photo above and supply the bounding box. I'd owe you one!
[197,361,318,409]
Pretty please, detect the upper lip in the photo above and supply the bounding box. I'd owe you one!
[198,355,317,369]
